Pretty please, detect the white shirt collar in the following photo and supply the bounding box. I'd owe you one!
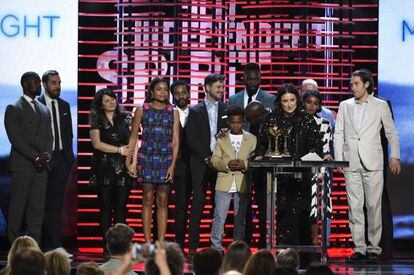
[23,94,37,104]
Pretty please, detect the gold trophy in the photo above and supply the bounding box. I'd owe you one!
[282,127,293,157]
[265,126,282,158]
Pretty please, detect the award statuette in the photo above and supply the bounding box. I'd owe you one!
[265,126,282,158]
[282,127,293,157]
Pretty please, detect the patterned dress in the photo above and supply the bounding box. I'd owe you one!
[137,103,174,184]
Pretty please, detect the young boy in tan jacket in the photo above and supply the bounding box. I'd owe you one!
[209,105,257,252]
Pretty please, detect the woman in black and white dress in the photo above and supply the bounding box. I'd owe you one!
[303,89,333,244]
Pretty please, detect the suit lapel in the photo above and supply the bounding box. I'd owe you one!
[237,131,250,158]
[359,97,374,135]
[346,99,358,133]
[200,102,210,131]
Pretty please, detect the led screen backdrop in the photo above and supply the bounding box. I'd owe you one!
[379,0,414,239]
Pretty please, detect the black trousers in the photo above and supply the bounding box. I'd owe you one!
[98,184,130,250]
[188,165,216,251]
[173,158,192,248]
[245,169,267,248]
[44,150,72,248]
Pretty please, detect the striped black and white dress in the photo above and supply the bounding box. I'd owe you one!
[310,116,333,220]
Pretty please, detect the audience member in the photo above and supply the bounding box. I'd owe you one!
[10,248,46,275]
[77,262,104,275]
[44,250,71,275]
[221,241,252,273]
[305,262,334,275]
[193,247,222,275]
[100,223,137,275]
[275,248,300,270]
[0,235,41,275]
[243,249,276,275]
[145,242,185,275]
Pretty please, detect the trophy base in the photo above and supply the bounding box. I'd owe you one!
[282,153,291,157]
[265,153,283,158]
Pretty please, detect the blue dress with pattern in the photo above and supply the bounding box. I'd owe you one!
[137,103,173,184]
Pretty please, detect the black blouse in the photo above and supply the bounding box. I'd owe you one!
[90,113,131,186]
[258,109,323,159]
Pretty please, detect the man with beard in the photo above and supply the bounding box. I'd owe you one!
[228,63,275,248]
[186,73,227,256]
[4,71,53,245]
[38,70,74,256]
[171,80,192,248]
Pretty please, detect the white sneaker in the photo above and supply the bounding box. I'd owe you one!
[54,247,73,258]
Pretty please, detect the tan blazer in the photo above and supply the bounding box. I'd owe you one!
[210,131,257,193]
[334,94,400,171]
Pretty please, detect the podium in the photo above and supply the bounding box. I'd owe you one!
[249,158,349,261]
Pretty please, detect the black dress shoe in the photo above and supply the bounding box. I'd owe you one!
[346,252,367,264]
[367,252,380,264]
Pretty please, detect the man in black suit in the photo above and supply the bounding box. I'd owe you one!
[38,70,74,255]
[171,80,192,249]
[4,72,53,245]
[186,73,227,255]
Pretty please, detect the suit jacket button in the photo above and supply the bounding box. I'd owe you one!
[358,138,360,141]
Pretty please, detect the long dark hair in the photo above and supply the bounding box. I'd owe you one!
[144,77,171,104]
[275,83,302,114]
[89,88,124,128]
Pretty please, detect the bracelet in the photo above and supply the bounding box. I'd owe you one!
[120,146,124,155]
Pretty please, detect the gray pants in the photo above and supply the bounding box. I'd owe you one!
[8,170,48,245]
[210,191,249,251]
[345,163,383,255]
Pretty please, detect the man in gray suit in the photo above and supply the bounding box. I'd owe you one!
[334,69,400,263]
[4,72,53,245]
[228,63,275,248]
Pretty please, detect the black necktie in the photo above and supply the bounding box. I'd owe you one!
[247,95,253,104]
[51,101,60,151]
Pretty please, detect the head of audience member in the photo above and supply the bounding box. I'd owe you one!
[243,249,276,275]
[144,242,185,275]
[105,223,135,257]
[221,240,252,273]
[305,262,334,275]
[275,248,300,270]
[10,248,46,275]
[222,271,242,275]
[42,70,61,99]
[76,262,104,275]
[7,235,41,266]
[171,80,190,110]
[145,77,170,104]
[243,63,261,96]
[21,71,42,98]
[204,73,224,103]
[193,247,222,275]
[301,78,318,92]
[44,250,71,275]
[225,105,244,135]
[272,266,299,275]
[245,101,269,126]
[350,69,374,101]
[302,90,323,116]
[276,83,302,115]
[89,88,124,127]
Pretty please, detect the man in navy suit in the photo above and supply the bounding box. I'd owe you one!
[186,73,227,256]
[38,70,74,256]
[228,63,276,248]
[4,72,53,245]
